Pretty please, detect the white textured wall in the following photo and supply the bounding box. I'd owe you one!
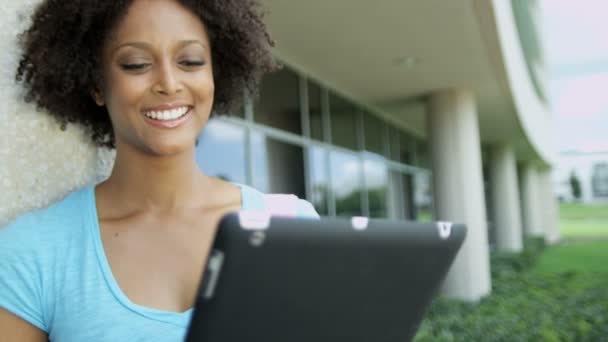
[0,1,114,226]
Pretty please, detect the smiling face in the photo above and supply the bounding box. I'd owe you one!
[99,0,214,155]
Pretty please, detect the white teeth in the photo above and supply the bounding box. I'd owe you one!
[143,106,189,121]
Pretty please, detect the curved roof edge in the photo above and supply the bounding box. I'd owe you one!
[489,0,556,167]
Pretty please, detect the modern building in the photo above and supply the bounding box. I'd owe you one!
[195,0,560,302]
[555,151,608,204]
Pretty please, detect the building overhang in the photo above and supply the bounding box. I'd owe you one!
[263,0,554,165]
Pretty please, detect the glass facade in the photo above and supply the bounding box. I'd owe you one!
[592,163,608,198]
[254,69,302,135]
[251,133,306,197]
[363,112,386,158]
[308,81,324,142]
[331,151,364,217]
[413,173,434,222]
[306,146,329,216]
[364,156,389,218]
[329,92,358,150]
[195,119,247,184]
[398,131,416,165]
[195,65,433,220]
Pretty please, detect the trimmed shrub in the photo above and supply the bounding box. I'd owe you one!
[414,238,608,342]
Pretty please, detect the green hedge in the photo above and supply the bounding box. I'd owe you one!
[414,239,608,342]
[490,237,546,279]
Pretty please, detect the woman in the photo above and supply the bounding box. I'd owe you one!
[0,0,318,340]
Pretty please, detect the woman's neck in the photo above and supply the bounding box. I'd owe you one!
[99,144,210,212]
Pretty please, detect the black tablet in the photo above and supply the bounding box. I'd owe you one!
[186,212,466,342]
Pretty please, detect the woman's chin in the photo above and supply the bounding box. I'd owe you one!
[141,137,197,157]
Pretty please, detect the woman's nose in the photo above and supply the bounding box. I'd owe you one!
[153,62,183,96]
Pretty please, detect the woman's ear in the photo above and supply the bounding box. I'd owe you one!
[91,89,105,106]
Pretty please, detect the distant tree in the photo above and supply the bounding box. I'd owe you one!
[335,190,363,216]
[569,171,582,201]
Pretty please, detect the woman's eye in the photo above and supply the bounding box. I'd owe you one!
[180,60,205,67]
[120,63,150,71]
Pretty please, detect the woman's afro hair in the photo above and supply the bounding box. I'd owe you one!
[16,0,278,148]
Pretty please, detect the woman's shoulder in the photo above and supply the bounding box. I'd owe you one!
[233,183,320,219]
[0,186,93,247]
[0,186,93,332]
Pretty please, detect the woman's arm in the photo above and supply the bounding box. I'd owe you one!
[0,308,47,342]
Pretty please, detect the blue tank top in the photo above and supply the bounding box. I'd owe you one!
[0,184,319,341]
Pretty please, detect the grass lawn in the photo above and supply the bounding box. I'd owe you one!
[559,203,608,220]
[560,220,608,239]
[534,240,608,274]
[559,202,608,239]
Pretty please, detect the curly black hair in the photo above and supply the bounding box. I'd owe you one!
[16,0,278,148]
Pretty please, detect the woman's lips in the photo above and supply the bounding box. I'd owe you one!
[142,108,193,129]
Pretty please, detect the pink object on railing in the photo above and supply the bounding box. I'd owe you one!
[263,194,299,218]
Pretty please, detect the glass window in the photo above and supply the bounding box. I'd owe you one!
[415,140,430,168]
[592,163,608,198]
[385,170,416,220]
[195,119,247,184]
[230,103,245,119]
[363,113,386,157]
[307,146,329,216]
[364,156,388,218]
[414,173,434,222]
[388,127,401,163]
[401,172,416,219]
[251,133,306,197]
[250,133,269,192]
[330,93,358,150]
[399,131,416,165]
[308,81,324,142]
[254,68,302,135]
[331,151,363,216]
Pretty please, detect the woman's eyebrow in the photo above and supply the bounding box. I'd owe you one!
[176,40,207,49]
[112,41,151,54]
[112,40,207,54]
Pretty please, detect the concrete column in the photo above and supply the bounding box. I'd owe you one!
[538,168,560,244]
[427,89,491,301]
[519,164,544,237]
[490,144,524,252]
